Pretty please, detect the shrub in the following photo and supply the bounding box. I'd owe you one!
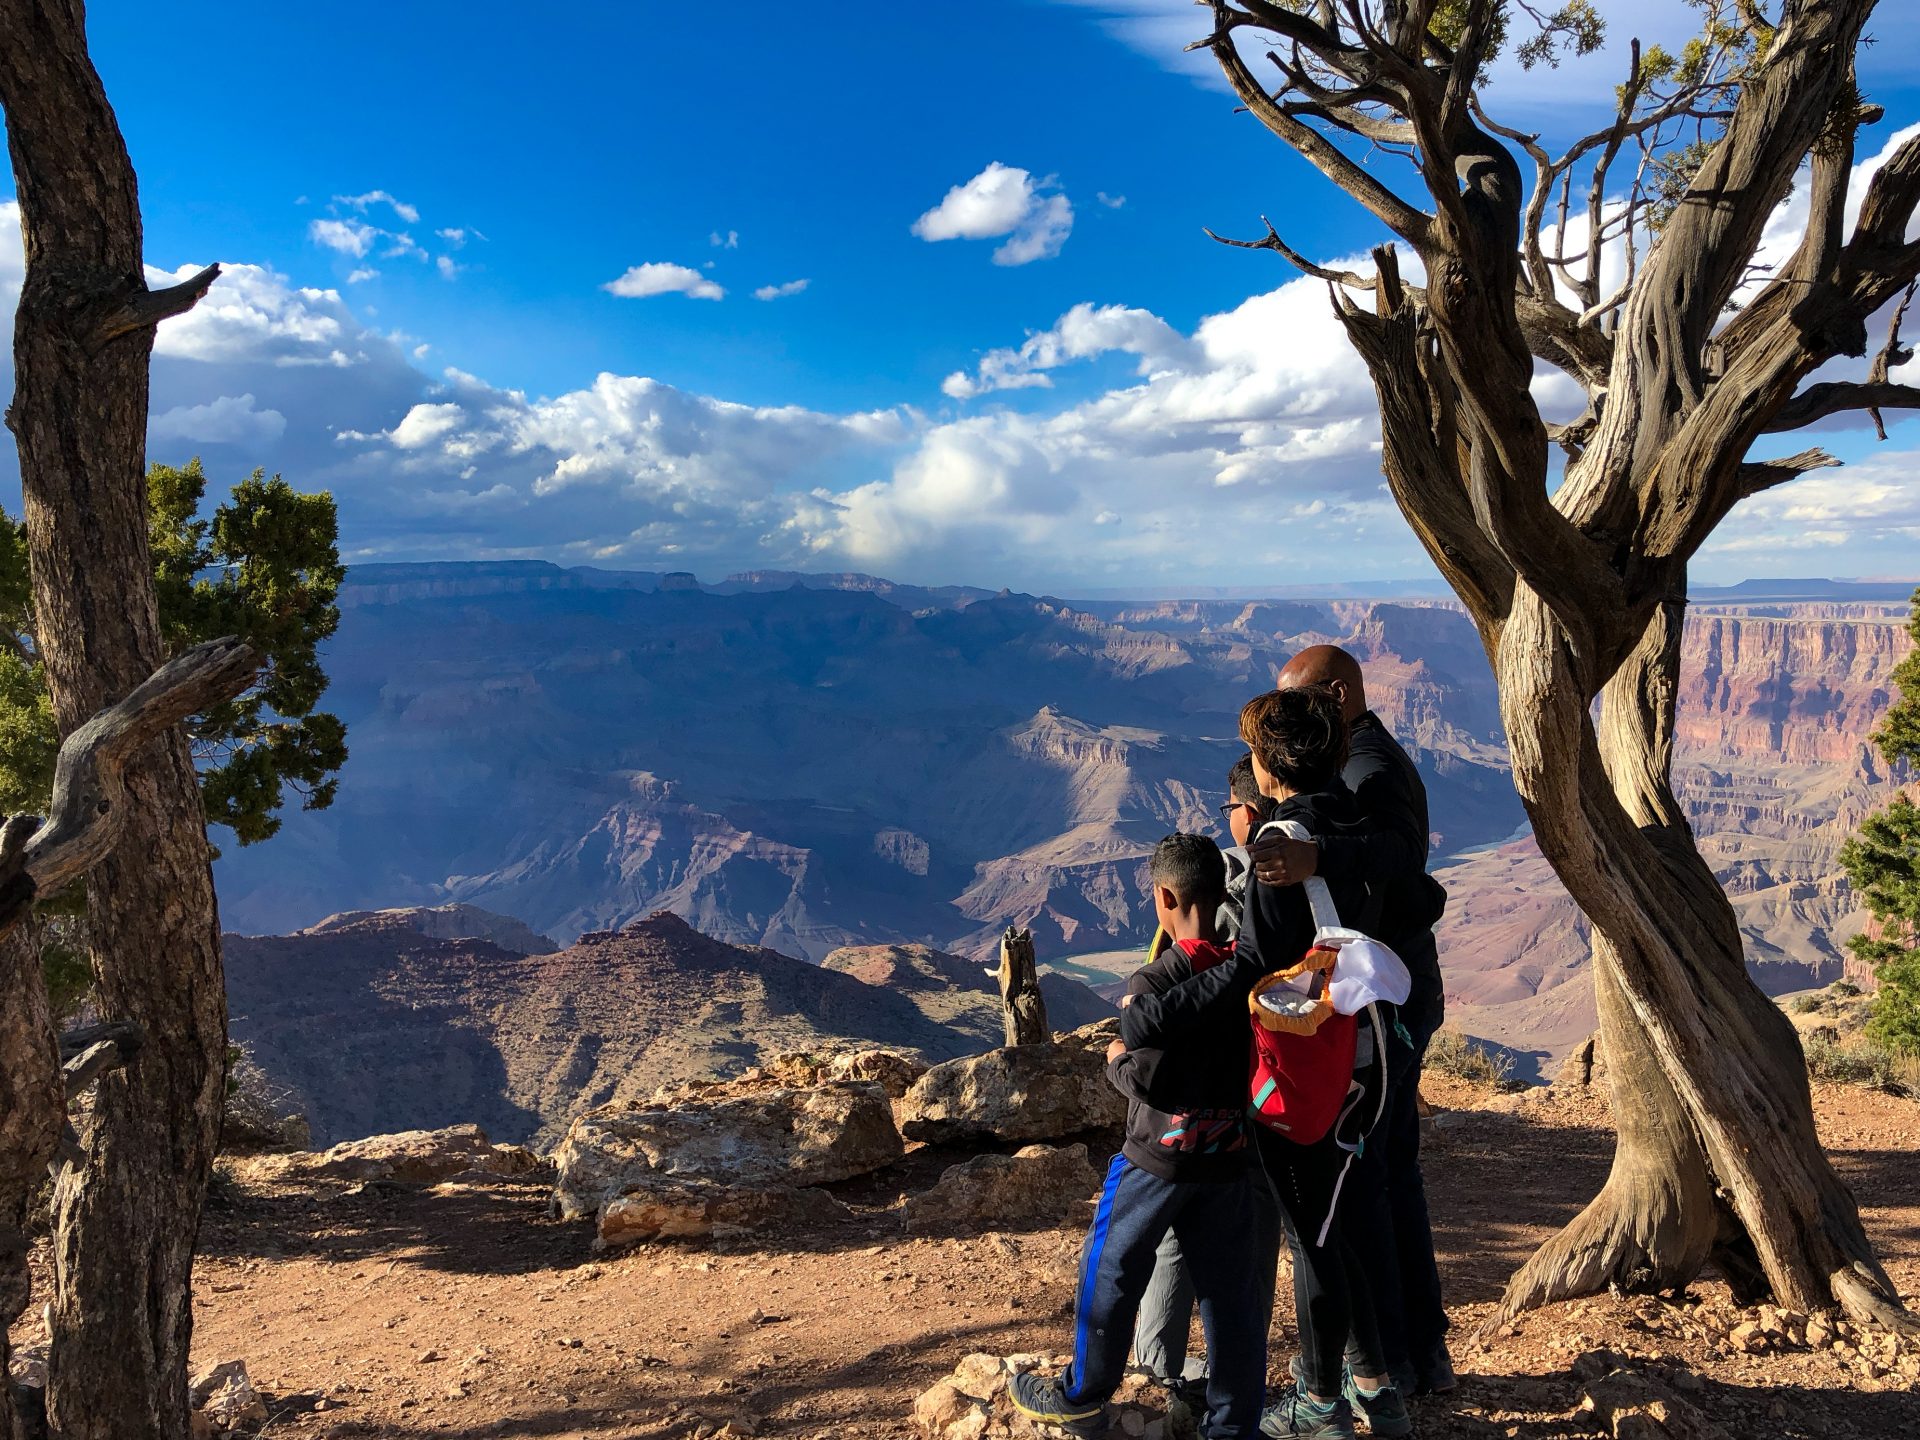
[1425,1027,1514,1086]
[1803,1034,1912,1093]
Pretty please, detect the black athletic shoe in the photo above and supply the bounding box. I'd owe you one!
[1008,1369,1106,1437]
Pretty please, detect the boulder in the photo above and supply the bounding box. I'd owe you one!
[551,1080,902,1221]
[250,1123,541,1184]
[190,1359,268,1435]
[904,1144,1100,1232]
[597,1175,848,1247]
[897,1031,1123,1145]
[826,1049,928,1098]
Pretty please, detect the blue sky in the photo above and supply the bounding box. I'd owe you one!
[4,0,1920,592]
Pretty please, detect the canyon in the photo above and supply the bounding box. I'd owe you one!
[212,563,1911,1107]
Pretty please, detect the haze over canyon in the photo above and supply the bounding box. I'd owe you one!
[216,564,1911,1125]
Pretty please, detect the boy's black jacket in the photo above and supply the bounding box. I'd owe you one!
[1105,941,1249,1183]
[1119,784,1371,1057]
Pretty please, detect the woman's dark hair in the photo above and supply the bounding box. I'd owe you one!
[1238,683,1349,793]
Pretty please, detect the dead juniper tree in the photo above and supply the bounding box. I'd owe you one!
[1,0,243,1431]
[1195,0,1919,1328]
[0,639,258,1440]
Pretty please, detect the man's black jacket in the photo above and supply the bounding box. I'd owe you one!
[1314,711,1446,1005]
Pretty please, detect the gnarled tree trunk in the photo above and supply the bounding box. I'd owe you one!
[1,0,228,1431]
[1198,0,1918,1328]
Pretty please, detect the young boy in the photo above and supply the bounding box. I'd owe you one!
[1129,757,1275,1390]
[1009,834,1269,1440]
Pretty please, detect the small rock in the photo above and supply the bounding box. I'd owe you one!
[913,1382,978,1436]
[417,1348,444,1364]
[189,1359,268,1433]
[1729,1320,1767,1354]
[951,1353,1008,1402]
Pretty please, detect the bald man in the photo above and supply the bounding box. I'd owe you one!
[1251,644,1454,1397]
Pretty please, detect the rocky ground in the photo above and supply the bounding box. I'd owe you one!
[15,1069,1918,1439]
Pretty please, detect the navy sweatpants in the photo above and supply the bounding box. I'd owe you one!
[1061,1156,1270,1439]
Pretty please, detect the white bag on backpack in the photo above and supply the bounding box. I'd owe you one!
[1259,819,1412,1015]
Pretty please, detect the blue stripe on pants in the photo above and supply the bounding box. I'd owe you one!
[1061,1159,1268,1439]
[1073,1153,1129,1384]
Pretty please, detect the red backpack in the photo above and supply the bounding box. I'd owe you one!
[1246,945,1358,1145]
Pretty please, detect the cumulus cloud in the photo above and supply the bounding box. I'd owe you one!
[335,190,420,224]
[603,262,725,301]
[309,218,378,257]
[943,302,1195,399]
[346,267,378,284]
[436,228,469,249]
[710,230,740,249]
[149,393,287,447]
[912,163,1075,265]
[1096,191,1126,209]
[436,255,464,280]
[754,278,810,301]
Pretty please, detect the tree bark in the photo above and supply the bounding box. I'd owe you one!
[1482,590,1906,1330]
[997,925,1049,1047]
[0,2,230,1432]
[0,926,57,1440]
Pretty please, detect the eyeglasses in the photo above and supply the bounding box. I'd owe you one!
[1217,801,1249,820]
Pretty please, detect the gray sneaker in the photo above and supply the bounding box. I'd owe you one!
[1286,1357,1410,1437]
[1008,1370,1105,1438]
[1260,1385,1357,1439]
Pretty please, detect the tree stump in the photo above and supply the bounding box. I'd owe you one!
[996,926,1049,1047]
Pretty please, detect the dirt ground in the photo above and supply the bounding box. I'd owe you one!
[15,1077,1920,1439]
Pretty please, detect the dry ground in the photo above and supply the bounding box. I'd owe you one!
[15,1077,1920,1439]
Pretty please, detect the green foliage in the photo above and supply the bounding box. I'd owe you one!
[1802,1031,1908,1091]
[0,459,346,1008]
[146,460,348,844]
[1874,587,1920,769]
[1841,598,1920,1057]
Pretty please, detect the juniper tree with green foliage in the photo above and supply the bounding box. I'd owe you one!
[0,458,346,848]
[1840,588,1920,1056]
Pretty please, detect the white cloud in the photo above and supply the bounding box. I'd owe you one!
[346,267,378,284]
[335,190,420,225]
[436,255,463,280]
[943,302,1195,399]
[309,218,378,257]
[603,262,725,301]
[1097,191,1127,209]
[911,162,1075,265]
[710,230,740,249]
[387,402,467,450]
[754,278,810,301]
[149,393,287,447]
[436,228,469,249]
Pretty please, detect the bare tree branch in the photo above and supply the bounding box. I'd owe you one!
[1734,447,1840,499]
[0,637,260,928]
[87,264,220,354]
[1203,217,1378,289]
[1764,380,1920,434]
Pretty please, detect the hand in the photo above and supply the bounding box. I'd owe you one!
[1105,1039,1127,1064]
[1249,835,1319,886]
[1119,993,1135,1007]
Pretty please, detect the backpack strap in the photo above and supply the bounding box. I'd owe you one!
[1254,818,1363,946]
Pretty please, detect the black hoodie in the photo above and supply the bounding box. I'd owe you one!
[1105,938,1249,1183]
[1120,784,1370,1057]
